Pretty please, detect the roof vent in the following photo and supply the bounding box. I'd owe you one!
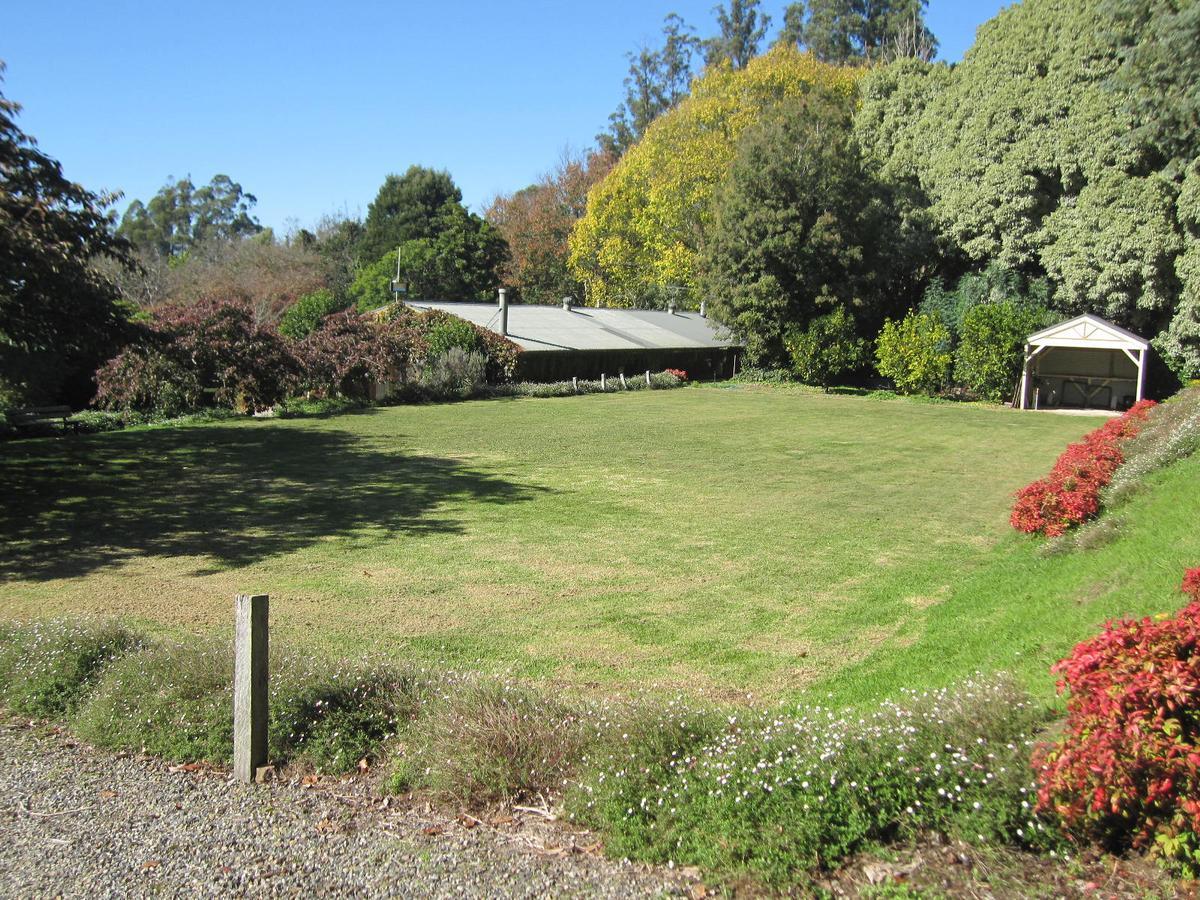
[667,300,677,315]
[561,297,572,311]
[699,300,707,318]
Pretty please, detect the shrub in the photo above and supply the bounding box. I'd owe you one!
[296,309,424,399]
[0,620,142,717]
[278,288,347,340]
[785,307,866,390]
[69,633,422,774]
[407,680,586,802]
[664,368,688,382]
[419,348,487,400]
[875,312,952,396]
[1011,400,1157,536]
[954,302,1054,402]
[425,315,483,360]
[569,676,1057,886]
[96,299,298,414]
[1034,569,1200,874]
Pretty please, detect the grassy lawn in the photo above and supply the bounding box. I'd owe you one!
[1,385,1192,704]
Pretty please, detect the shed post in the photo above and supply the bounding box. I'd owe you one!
[1136,347,1147,402]
[233,593,269,784]
[1019,344,1031,410]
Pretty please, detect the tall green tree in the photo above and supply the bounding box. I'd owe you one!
[599,14,701,156]
[358,165,463,263]
[778,0,936,64]
[699,91,910,364]
[1,72,136,405]
[118,175,261,257]
[704,0,771,70]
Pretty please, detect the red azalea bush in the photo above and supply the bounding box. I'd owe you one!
[1034,569,1200,872]
[1011,400,1157,536]
[665,368,688,382]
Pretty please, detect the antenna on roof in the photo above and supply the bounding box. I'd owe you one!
[390,245,407,301]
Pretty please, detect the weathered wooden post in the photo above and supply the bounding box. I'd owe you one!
[601,373,606,390]
[572,376,578,392]
[233,593,269,784]
[619,372,627,389]
[645,370,651,386]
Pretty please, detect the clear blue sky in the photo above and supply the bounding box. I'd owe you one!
[3,1,1008,232]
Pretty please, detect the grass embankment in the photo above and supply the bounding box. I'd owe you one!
[0,385,1119,703]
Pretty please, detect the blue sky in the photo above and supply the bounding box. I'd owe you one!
[3,1,1008,232]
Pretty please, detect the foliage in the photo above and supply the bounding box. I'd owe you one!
[919,264,1055,342]
[485,150,615,304]
[0,620,141,717]
[358,165,463,264]
[701,90,915,364]
[279,288,347,340]
[0,72,137,406]
[569,46,861,308]
[875,311,952,395]
[105,233,334,324]
[954,302,1055,402]
[1034,569,1200,874]
[380,305,520,385]
[703,0,770,70]
[785,307,867,389]
[857,0,1190,351]
[95,299,298,414]
[118,174,261,257]
[778,0,937,64]
[1010,400,1156,537]
[294,308,424,400]
[419,348,487,401]
[405,680,586,802]
[570,676,1057,886]
[424,316,481,361]
[599,14,701,156]
[1103,386,1200,507]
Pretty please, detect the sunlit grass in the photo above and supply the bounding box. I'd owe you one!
[4,384,1191,703]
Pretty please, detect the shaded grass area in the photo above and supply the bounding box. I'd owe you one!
[0,384,1159,701]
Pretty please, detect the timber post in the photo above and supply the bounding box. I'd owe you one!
[233,593,269,784]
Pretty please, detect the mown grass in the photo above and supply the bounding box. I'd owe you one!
[0,385,1113,704]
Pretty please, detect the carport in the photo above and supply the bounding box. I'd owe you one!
[1018,314,1149,411]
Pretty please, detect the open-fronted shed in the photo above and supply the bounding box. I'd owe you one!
[1019,314,1149,411]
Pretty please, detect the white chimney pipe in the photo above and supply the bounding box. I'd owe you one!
[667,299,677,315]
[498,288,508,336]
[561,296,572,311]
[699,300,707,317]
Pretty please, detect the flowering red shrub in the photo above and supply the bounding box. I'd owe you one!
[1010,400,1157,536]
[1184,568,1200,603]
[665,368,688,382]
[1034,569,1200,872]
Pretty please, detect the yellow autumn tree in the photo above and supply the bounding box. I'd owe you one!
[568,46,862,308]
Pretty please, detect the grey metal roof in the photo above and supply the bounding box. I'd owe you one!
[407,301,740,353]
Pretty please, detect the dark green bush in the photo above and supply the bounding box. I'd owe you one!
[954,302,1054,402]
[785,307,867,389]
[419,348,487,400]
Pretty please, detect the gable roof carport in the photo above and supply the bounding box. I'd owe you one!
[1018,314,1150,410]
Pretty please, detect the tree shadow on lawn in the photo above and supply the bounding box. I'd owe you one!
[0,422,546,581]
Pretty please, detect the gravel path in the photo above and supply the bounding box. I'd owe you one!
[0,724,686,898]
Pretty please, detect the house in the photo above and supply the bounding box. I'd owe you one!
[407,292,742,382]
[1018,314,1150,411]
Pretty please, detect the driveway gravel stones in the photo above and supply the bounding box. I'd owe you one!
[0,723,686,898]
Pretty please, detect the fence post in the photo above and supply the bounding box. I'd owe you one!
[572,376,578,392]
[601,373,606,390]
[619,373,627,389]
[645,370,651,386]
[233,593,269,784]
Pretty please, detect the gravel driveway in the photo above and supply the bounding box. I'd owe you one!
[0,723,685,898]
